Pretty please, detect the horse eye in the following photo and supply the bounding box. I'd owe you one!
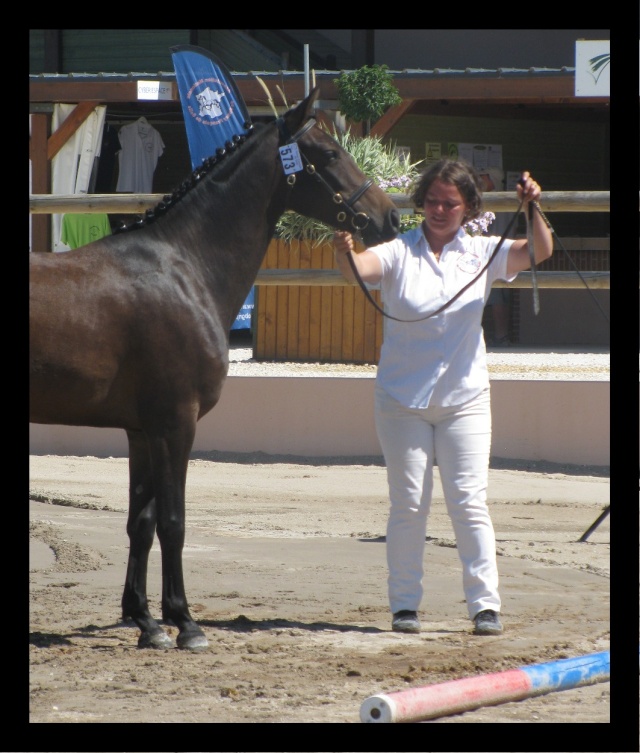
[325,150,338,162]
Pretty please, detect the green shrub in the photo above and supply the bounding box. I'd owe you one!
[334,65,402,131]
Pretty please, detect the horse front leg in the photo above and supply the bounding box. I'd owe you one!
[150,421,209,651]
[122,429,174,649]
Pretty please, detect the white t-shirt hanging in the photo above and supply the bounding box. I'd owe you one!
[116,117,165,193]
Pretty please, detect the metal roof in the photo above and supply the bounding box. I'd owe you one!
[29,66,576,83]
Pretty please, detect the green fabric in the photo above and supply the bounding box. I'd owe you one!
[61,213,111,249]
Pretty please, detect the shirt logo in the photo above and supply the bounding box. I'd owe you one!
[457,251,482,273]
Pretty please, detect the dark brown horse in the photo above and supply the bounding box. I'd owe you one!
[30,88,400,650]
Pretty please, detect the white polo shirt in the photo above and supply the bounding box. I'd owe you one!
[370,225,517,408]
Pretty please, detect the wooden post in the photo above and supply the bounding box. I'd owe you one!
[29,113,51,252]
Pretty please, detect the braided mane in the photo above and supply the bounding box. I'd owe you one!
[113,124,257,234]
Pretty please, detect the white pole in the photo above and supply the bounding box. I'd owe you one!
[304,44,310,96]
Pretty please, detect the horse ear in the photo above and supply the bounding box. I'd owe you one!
[306,86,321,112]
[286,87,321,131]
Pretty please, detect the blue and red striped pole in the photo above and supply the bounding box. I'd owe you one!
[360,650,610,723]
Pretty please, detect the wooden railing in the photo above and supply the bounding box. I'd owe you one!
[252,268,609,289]
[28,190,611,214]
[29,191,610,291]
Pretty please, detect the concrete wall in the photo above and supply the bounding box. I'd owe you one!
[30,377,609,467]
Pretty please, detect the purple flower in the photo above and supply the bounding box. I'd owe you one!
[464,211,496,236]
[378,175,413,192]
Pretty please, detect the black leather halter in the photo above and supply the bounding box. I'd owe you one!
[277,116,374,231]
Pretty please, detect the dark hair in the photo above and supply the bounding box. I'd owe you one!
[410,158,483,222]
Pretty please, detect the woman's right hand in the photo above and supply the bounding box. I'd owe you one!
[333,230,383,285]
[333,231,354,256]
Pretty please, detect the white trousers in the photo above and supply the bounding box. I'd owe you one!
[374,385,500,619]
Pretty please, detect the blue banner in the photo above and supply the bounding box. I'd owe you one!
[170,44,251,170]
[171,44,254,330]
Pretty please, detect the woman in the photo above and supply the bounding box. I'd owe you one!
[333,159,553,635]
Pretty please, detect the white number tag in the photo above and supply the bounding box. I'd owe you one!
[279,143,303,175]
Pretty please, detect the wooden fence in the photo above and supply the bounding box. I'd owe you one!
[28,191,612,215]
[30,191,610,363]
[256,238,385,362]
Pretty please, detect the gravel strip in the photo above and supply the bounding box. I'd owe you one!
[228,345,609,380]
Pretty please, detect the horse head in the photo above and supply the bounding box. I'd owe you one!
[277,87,401,247]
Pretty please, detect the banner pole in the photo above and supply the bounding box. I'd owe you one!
[304,44,310,96]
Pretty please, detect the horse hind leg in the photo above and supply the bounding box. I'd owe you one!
[122,429,174,649]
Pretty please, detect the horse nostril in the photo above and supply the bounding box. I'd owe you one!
[372,209,401,243]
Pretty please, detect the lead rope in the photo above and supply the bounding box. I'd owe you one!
[348,196,610,325]
[529,200,610,324]
[346,196,524,323]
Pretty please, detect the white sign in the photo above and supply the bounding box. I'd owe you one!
[575,40,610,97]
[137,80,173,101]
[279,143,303,175]
[449,143,502,171]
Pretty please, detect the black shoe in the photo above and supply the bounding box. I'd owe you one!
[392,610,421,633]
[473,609,503,635]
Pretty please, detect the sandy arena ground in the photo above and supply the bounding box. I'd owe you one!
[29,450,610,724]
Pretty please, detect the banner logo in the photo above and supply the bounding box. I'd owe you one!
[187,80,235,125]
[171,44,251,169]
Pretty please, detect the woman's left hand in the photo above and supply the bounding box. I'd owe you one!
[517,171,541,203]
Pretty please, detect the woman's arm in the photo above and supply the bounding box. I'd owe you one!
[333,231,384,285]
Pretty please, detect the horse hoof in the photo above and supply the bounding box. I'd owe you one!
[177,630,209,651]
[138,629,175,650]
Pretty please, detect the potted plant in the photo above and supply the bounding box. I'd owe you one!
[334,64,402,136]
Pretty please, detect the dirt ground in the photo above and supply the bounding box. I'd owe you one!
[29,451,610,724]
